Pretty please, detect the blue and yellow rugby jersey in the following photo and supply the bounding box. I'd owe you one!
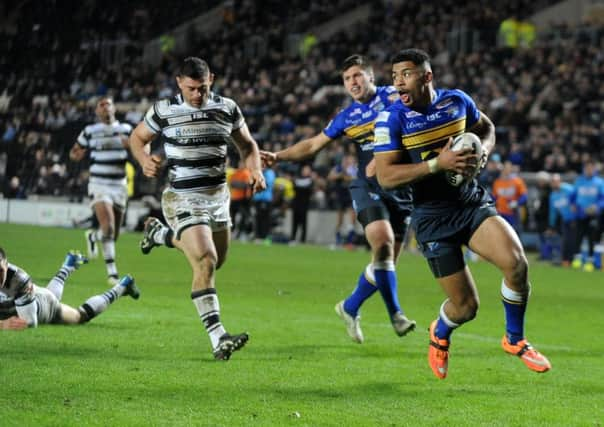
[374,88,490,213]
[323,86,398,183]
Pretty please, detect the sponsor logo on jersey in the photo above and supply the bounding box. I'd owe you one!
[405,110,422,118]
[426,112,442,121]
[406,121,426,130]
[191,112,209,120]
[362,110,374,119]
[446,106,460,118]
[426,241,440,252]
[435,98,453,109]
[173,125,222,137]
[167,116,193,125]
[373,127,390,146]
[368,192,380,201]
[350,108,363,117]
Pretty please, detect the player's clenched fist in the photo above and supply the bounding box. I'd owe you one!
[142,154,162,178]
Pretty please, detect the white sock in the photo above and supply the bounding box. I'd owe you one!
[79,283,124,321]
[191,289,227,349]
[46,265,73,300]
[154,226,169,245]
[102,238,118,278]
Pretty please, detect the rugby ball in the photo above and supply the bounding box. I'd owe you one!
[445,132,482,187]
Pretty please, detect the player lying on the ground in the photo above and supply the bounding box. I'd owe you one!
[0,247,139,330]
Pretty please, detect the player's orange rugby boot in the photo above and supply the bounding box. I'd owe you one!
[428,320,450,379]
[501,335,551,373]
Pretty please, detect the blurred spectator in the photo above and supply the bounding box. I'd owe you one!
[477,152,502,189]
[533,171,552,260]
[571,160,604,272]
[492,161,528,230]
[548,173,576,267]
[252,165,276,242]
[328,153,357,246]
[290,164,314,243]
[228,160,253,240]
[5,176,26,199]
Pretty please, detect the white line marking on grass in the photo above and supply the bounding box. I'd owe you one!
[365,322,574,351]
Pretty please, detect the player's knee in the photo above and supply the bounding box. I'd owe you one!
[194,251,217,272]
[371,240,394,261]
[510,254,528,286]
[458,299,479,323]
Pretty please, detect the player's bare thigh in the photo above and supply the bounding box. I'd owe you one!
[58,303,82,324]
[468,216,526,273]
[179,224,218,267]
[213,228,230,269]
[93,201,116,236]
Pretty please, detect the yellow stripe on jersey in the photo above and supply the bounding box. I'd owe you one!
[402,117,466,149]
[345,121,375,141]
[374,149,402,155]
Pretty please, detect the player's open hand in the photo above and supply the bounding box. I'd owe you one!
[438,137,478,175]
[259,151,277,168]
[1,316,28,331]
[142,154,162,178]
[250,169,266,194]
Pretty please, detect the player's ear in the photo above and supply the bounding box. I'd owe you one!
[424,70,433,84]
[209,73,215,85]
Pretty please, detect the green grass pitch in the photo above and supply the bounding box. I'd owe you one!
[1,223,603,426]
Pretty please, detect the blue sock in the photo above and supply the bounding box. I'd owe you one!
[374,261,401,317]
[435,317,454,341]
[501,280,528,344]
[343,265,378,317]
[434,301,459,341]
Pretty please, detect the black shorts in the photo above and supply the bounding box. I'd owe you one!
[413,202,497,277]
[349,178,412,239]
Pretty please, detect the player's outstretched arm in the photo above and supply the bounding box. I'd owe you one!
[129,123,160,178]
[269,132,333,165]
[232,123,266,194]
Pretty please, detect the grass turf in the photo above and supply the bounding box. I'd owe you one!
[1,223,603,426]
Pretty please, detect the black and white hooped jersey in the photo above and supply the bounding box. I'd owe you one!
[0,263,34,320]
[77,121,133,186]
[143,93,245,192]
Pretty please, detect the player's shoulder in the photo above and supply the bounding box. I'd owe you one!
[152,96,179,116]
[376,85,399,102]
[438,88,475,105]
[114,120,133,132]
[209,92,238,109]
[377,99,405,122]
[83,122,104,133]
[7,263,29,286]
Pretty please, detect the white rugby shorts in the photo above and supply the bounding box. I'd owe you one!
[33,286,62,324]
[88,182,128,210]
[162,185,231,238]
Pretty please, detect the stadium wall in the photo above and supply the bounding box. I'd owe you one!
[0,198,346,245]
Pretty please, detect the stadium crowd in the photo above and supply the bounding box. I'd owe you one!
[1,0,603,258]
